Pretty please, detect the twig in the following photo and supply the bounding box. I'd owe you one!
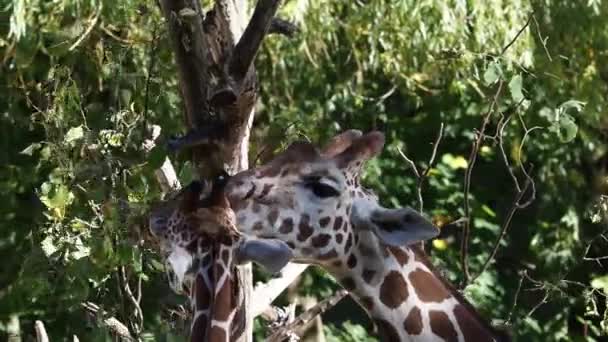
[506,271,525,325]
[460,80,504,286]
[142,24,160,137]
[81,302,135,341]
[531,14,552,61]
[34,321,49,342]
[267,290,348,342]
[119,266,144,336]
[470,166,534,284]
[69,2,103,51]
[397,123,444,213]
[229,0,281,79]
[499,14,532,56]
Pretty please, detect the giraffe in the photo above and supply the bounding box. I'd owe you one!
[222,130,509,342]
[149,175,293,342]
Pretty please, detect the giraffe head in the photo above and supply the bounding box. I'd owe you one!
[149,178,293,292]
[224,130,439,267]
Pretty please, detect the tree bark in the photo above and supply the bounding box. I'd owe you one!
[158,0,283,340]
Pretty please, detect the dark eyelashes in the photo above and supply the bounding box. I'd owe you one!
[306,182,340,198]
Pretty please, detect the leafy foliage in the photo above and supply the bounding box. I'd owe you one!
[1,0,607,341]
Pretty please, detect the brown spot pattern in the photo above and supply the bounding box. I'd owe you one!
[429,310,458,342]
[311,234,331,248]
[362,269,376,284]
[374,319,401,342]
[454,304,494,342]
[319,217,331,228]
[191,314,207,342]
[403,307,423,335]
[297,214,313,241]
[252,221,264,231]
[408,268,451,303]
[195,274,211,309]
[388,246,409,266]
[279,218,294,234]
[344,233,353,253]
[379,271,408,309]
[347,253,358,268]
[335,233,343,243]
[333,216,343,231]
[319,248,338,260]
[341,277,356,291]
[208,326,227,341]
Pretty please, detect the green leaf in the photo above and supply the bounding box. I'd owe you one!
[591,275,608,293]
[508,74,524,102]
[148,146,167,170]
[483,61,502,85]
[65,126,84,143]
[41,236,58,257]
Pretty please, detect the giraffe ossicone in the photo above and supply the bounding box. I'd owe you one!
[149,178,293,342]
[223,130,508,342]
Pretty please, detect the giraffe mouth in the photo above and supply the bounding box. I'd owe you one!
[242,183,256,200]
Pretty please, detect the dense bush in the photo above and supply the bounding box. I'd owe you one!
[1,0,607,341]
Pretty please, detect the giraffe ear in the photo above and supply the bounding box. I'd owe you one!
[236,238,294,274]
[321,130,363,157]
[370,207,439,246]
[334,131,385,168]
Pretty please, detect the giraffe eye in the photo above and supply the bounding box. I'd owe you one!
[306,182,340,198]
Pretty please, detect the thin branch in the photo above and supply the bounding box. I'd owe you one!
[531,14,552,61]
[35,321,49,342]
[229,0,281,79]
[460,80,504,286]
[82,302,135,341]
[69,2,103,51]
[119,266,144,336]
[142,24,160,137]
[267,290,348,342]
[506,271,525,325]
[499,14,532,56]
[470,167,534,283]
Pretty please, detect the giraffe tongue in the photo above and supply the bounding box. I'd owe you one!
[236,238,294,274]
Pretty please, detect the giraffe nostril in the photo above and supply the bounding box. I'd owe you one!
[403,213,414,224]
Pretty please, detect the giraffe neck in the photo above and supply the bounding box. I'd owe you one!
[189,241,245,342]
[329,231,502,342]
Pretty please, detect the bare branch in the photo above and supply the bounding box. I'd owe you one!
[69,2,103,51]
[267,290,348,342]
[230,0,282,79]
[252,263,309,317]
[460,80,504,286]
[81,302,135,341]
[500,14,532,56]
[35,321,49,342]
[471,167,534,283]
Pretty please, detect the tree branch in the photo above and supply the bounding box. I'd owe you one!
[267,290,348,342]
[81,302,135,341]
[460,80,503,287]
[34,321,49,342]
[252,263,309,317]
[229,0,281,79]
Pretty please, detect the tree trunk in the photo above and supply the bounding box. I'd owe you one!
[158,0,283,340]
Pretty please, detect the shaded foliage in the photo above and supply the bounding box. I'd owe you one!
[1,0,607,341]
